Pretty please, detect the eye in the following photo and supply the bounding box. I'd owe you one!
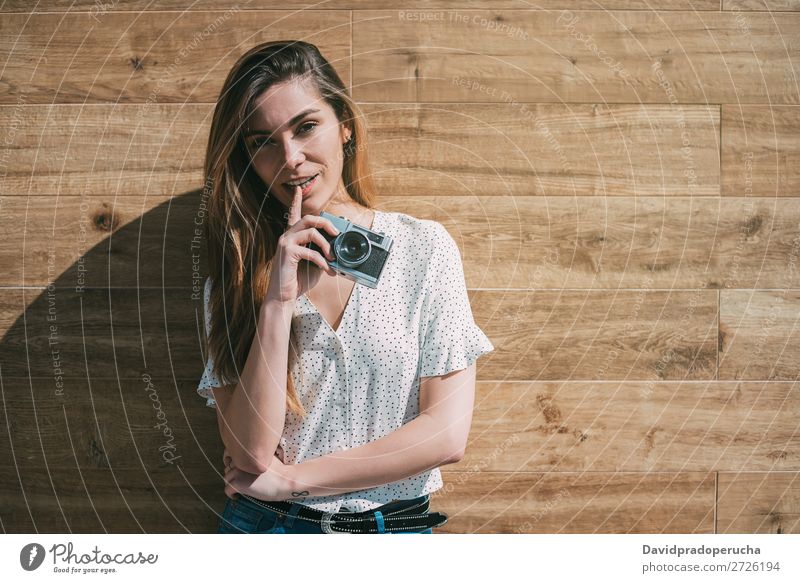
[249,121,317,151]
[298,121,318,134]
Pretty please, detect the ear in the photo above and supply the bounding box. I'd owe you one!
[341,123,353,144]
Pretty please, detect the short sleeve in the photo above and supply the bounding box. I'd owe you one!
[197,276,223,408]
[418,223,494,378]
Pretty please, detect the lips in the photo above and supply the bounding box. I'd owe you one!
[283,173,319,188]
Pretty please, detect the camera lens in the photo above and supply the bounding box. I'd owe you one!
[335,231,370,266]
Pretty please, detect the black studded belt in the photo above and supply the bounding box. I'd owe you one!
[239,493,448,534]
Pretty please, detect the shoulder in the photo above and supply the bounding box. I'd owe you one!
[380,212,460,289]
[382,211,457,259]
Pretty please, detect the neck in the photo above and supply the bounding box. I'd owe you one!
[322,184,374,229]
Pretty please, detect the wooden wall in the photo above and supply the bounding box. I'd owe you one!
[1,1,798,534]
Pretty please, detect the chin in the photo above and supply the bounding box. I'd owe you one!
[300,196,325,215]
[309,187,335,208]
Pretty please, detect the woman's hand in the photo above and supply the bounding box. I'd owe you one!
[224,451,296,501]
[264,186,340,304]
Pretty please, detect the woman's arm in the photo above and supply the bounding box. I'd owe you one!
[216,297,295,475]
[286,364,477,497]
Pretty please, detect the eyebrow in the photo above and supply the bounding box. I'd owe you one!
[243,108,321,138]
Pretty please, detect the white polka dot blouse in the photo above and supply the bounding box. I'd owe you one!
[197,210,495,512]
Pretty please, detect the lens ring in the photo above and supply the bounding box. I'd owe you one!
[335,231,370,266]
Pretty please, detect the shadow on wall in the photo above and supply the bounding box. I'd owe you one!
[0,189,229,533]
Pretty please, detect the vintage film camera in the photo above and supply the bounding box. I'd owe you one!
[306,211,393,289]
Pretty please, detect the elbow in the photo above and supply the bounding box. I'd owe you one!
[219,406,280,475]
[251,449,279,474]
[237,439,281,474]
[241,441,282,474]
[231,450,271,475]
[440,435,466,465]
[222,428,273,475]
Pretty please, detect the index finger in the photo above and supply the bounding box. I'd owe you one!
[287,185,302,229]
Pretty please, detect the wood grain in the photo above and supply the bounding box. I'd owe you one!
[435,470,716,533]
[724,0,800,10]
[463,380,800,472]
[0,465,716,533]
[0,11,350,104]
[717,472,800,534]
[471,289,718,381]
[0,466,226,533]
[719,290,800,380]
[4,194,799,290]
[722,106,800,197]
[2,2,797,534]
[0,103,719,197]
[365,103,720,197]
[0,104,209,196]
[0,1,724,12]
[353,10,800,104]
[0,377,221,469]
[0,194,205,288]
[410,196,800,291]
[0,287,716,380]
[0,288,206,379]
[4,377,795,474]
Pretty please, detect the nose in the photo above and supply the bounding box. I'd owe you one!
[282,138,306,169]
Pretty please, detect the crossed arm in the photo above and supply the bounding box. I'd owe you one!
[217,363,477,499]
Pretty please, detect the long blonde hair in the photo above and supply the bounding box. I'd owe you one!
[203,40,377,417]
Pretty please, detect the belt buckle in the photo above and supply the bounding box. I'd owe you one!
[320,511,338,534]
[321,510,355,534]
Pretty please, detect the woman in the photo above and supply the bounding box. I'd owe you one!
[198,40,494,534]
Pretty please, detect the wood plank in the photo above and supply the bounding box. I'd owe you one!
[0,1,724,12]
[0,104,209,196]
[435,470,715,533]
[353,10,800,104]
[722,106,800,197]
[0,466,226,533]
[4,376,796,472]
[0,466,714,533]
[0,288,206,379]
[717,472,800,533]
[365,103,720,197]
[0,194,208,288]
[0,288,715,381]
[0,11,350,104]
[4,194,799,290]
[397,196,800,291]
[0,103,719,197]
[719,291,800,380]
[468,289,718,381]
[724,0,800,10]
[0,377,221,469]
[464,380,800,472]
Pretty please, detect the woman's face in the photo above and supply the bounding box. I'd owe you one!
[242,77,351,216]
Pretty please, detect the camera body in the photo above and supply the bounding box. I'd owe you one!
[307,211,393,289]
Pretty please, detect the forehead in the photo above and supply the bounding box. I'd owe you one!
[247,78,328,132]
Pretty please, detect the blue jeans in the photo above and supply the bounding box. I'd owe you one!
[217,494,434,534]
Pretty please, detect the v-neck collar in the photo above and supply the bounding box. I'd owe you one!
[301,210,382,336]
